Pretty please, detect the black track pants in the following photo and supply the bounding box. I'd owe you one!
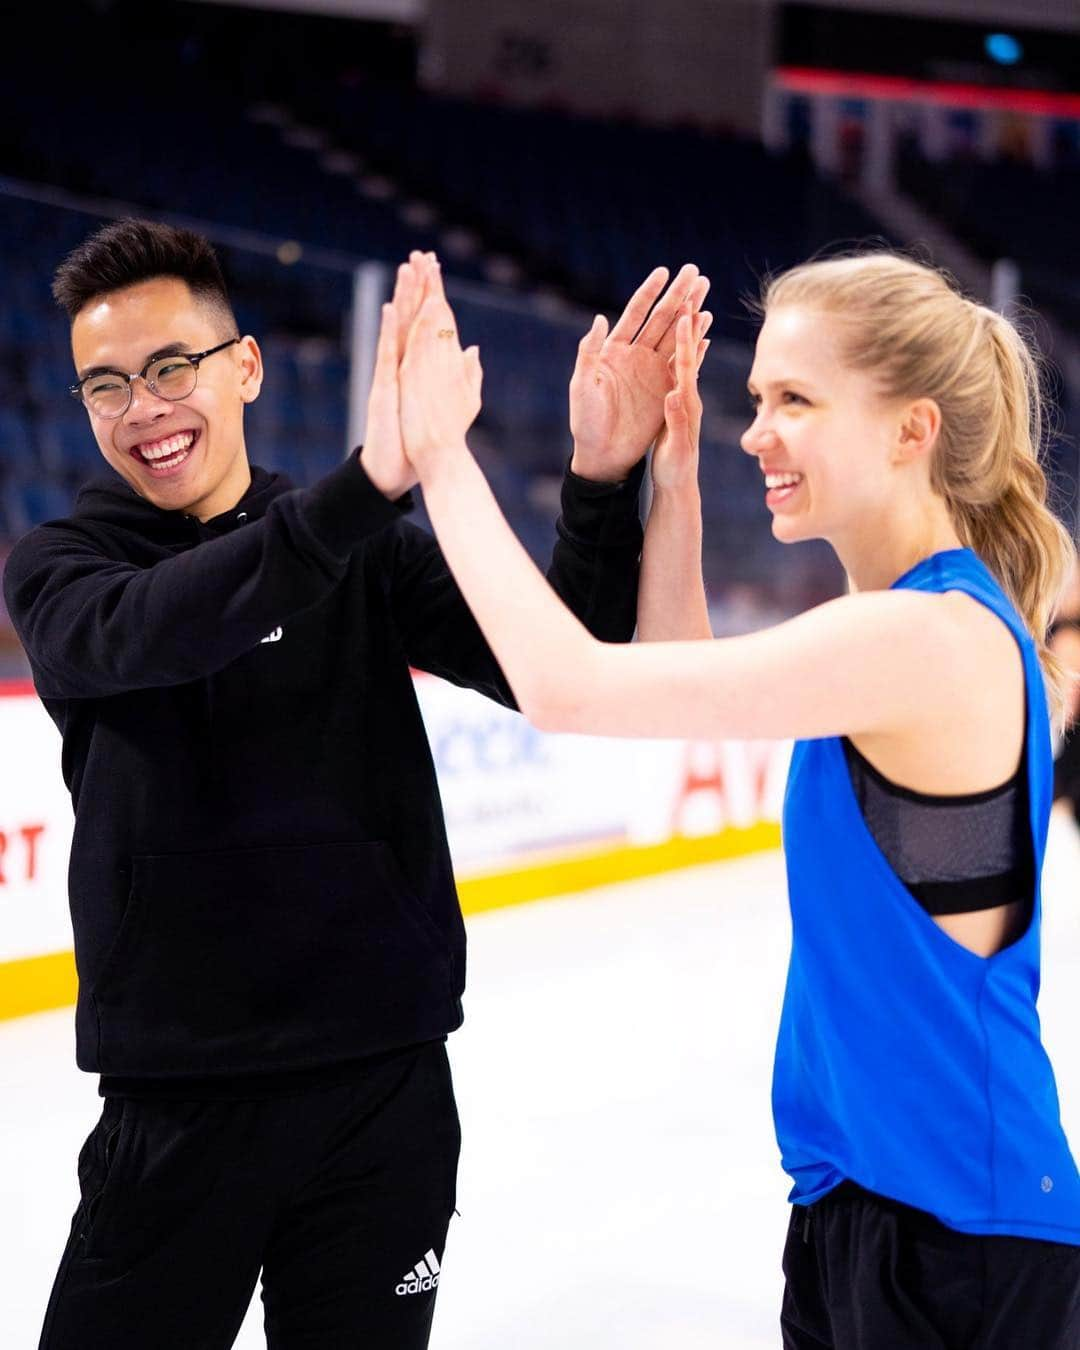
[39,1041,460,1350]
[781,1181,1080,1349]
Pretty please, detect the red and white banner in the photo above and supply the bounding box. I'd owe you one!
[0,685,78,962]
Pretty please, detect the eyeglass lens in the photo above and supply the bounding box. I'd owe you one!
[82,356,198,417]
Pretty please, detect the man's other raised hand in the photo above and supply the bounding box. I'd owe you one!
[569,264,711,483]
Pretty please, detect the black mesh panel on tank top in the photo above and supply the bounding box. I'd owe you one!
[842,737,1034,917]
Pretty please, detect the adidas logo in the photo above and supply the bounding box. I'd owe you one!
[259,627,283,645]
[395,1249,441,1297]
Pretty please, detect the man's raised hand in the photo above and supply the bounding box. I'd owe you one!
[359,251,432,499]
[569,264,711,483]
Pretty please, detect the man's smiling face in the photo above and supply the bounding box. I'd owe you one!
[71,276,263,521]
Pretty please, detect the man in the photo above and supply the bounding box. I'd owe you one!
[3,218,708,1349]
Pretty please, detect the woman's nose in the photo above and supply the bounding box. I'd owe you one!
[740,415,775,456]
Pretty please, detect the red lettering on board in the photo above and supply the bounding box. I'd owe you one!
[671,744,728,836]
[744,741,775,814]
[21,824,45,881]
[0,823,47,884]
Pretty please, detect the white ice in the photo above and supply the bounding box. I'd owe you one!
[4,814,1080,1349]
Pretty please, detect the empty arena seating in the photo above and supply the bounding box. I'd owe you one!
[898,145,1080,335]
[0,0,1073,661]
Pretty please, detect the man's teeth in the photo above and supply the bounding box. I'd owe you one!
[139,432,195,462]
[765,472,803,489]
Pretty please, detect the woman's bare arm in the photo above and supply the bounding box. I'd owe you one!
[636,308,713,642]
[399,267,975,748]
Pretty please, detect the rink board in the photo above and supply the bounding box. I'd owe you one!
[0,678,787,1019]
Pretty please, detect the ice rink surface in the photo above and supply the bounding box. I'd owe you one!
[4,814,1080,1349]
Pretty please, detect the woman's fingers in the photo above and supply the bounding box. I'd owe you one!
[670,332,711,374]
[390,251,443,362]
[404,291,455,356]
[423,251,451,309]
[660,386,694,467]
[665,386,687,424]
[401,295,477,398]
[675,310,696,387]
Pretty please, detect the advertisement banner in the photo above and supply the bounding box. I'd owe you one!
[0,678,789,969]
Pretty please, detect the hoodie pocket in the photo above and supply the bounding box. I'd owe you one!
[92,840,455,1075]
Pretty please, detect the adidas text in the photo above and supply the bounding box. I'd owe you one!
[395,1248,441,1296]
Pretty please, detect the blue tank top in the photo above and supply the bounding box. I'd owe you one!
[774,547,1080,1243]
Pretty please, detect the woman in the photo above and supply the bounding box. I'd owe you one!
[391,252,1080,1346]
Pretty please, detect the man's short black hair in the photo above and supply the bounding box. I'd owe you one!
[53,217,237,329]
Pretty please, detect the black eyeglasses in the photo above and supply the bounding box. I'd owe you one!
[69,337,242,419]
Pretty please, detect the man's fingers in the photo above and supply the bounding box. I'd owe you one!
[393,262,423,361]
[637,262,700,348]
[577,313,609,357]
[638,264,703,349]
[653,274,709,357]
[374,303,399,380]
[464,345,483,397]
[607,266,670,343]
[689,274,711,310]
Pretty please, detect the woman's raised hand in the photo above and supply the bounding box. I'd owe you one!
[651,304,708,493]
[399,256,482,480]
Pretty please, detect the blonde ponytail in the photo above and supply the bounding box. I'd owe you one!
[947,312,1076,726]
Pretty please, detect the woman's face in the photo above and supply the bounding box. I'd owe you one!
[741,306,904,548]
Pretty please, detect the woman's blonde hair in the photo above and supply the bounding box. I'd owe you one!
[761,252,1077,726]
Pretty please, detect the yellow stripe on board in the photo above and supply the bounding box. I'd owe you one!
[0,950,78,1022]
[457,822,781,915]
[0,824,780,1022]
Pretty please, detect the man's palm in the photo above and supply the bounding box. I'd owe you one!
[571,340,673,461]
[568,265,709,483]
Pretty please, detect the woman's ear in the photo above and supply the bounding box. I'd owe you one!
[895,398,941,465]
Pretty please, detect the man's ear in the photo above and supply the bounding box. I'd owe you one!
[238,335,263,404]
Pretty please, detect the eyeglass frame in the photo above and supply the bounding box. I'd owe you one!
[68,336,242,418]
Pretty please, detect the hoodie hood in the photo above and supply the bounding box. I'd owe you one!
[72,465,293,543]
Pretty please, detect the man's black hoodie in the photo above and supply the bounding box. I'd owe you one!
[3,453,643,1084]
